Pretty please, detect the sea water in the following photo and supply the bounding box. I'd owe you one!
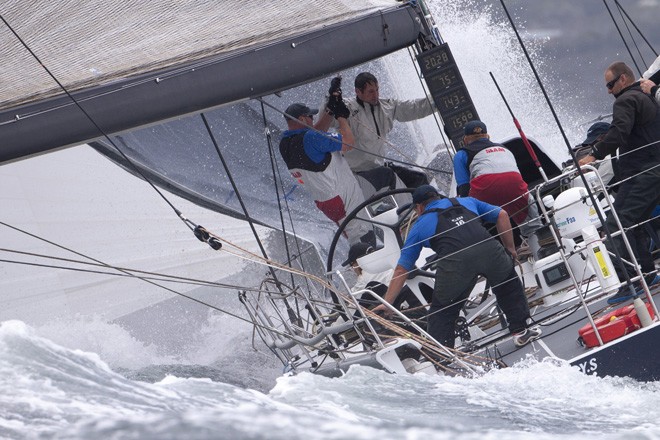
[2,319,660,440]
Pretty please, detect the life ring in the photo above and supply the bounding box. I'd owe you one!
[578,302,655,348]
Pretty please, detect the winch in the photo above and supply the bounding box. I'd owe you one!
[534,186,619,304]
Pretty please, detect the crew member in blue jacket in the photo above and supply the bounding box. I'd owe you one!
[373,185,541,348]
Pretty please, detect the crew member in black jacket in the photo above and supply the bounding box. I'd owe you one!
[579,61,660,304]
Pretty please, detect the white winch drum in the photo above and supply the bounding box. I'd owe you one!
[553,187,603,239]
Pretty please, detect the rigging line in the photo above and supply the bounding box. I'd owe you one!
[259,100,297,289]
[614,0,658,56]
[256,98,452,175]
[210,235,335,291]
[259,101,316,297]
[200,112,279,273]
[499,0,636,293]
[615,1,647,68]
[0,14,192,230]
[602,0,643,76]
[0,258,239,289]
[0,256,301,340]
[0,220,190,297]
[0,247,274,293]
[260,101,317,322]
[199,112,308,328]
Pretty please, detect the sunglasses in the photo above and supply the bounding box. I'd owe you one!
[606,74,622,90]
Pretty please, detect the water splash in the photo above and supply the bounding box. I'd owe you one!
[426,0,592,162]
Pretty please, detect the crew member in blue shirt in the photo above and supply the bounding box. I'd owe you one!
[373,185,541,348]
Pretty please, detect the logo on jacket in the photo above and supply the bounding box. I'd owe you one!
[485,147,506,154]
[290,171,305,184]
[451,215,465,226]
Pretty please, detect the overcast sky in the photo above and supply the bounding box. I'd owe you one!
[491,0,660,115]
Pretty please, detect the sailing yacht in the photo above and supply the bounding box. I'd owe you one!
[1,0,658,380]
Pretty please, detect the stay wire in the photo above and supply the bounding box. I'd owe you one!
[0,220,190,296]
[0,14,192,231]
[614,0,658,56]
[602,0,643,76]
[615,0,647,68]
[200,112,309,328]
[0,225,298,333]
[259,101,316,297]
[0,247,275,293]
[259,101,297,289]
[200,113,280,282]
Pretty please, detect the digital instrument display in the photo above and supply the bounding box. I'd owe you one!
[418,45,454,75]
[543,263,570,286]
[425,66,461,91]
[433,86,471,113]
[444,108,478,133]
[418,43,479,149]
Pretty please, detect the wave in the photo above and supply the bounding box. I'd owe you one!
[2,320,660,439]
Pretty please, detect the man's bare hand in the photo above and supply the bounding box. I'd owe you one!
[640,78,656,95]
[371,303,393,317]
[578,154,596,166]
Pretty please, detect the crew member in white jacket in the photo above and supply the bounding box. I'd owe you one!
[329,72,436,188]
[640,55,660,104]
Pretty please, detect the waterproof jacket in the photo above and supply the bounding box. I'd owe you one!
[340,96,434,172]
[397,197,501,271]
[453,138,522,196]
[591,84,660,178]
[279,128,364,225]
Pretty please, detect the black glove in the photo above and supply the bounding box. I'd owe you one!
[328,76,342,96]
[327,94,350,119]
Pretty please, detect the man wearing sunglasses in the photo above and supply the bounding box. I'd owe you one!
[579,61,660,304]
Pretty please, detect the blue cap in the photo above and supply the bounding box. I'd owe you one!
[412,185,439,204]
[464,120,487,136]
[581,122,610,145]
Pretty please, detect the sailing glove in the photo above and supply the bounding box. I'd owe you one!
[328,76,342,96]
[327,94,350,119]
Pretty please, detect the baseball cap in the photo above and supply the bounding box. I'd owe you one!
[342,242,373,267]
[463,120,487,136]
[581,122,610,145]
[412,184,439,204]
[284,103,319,120]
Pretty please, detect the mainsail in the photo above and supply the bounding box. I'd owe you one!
[0,0,424,163]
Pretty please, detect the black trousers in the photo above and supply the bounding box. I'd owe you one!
[605,166,660,281]
[426,240,530,348]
